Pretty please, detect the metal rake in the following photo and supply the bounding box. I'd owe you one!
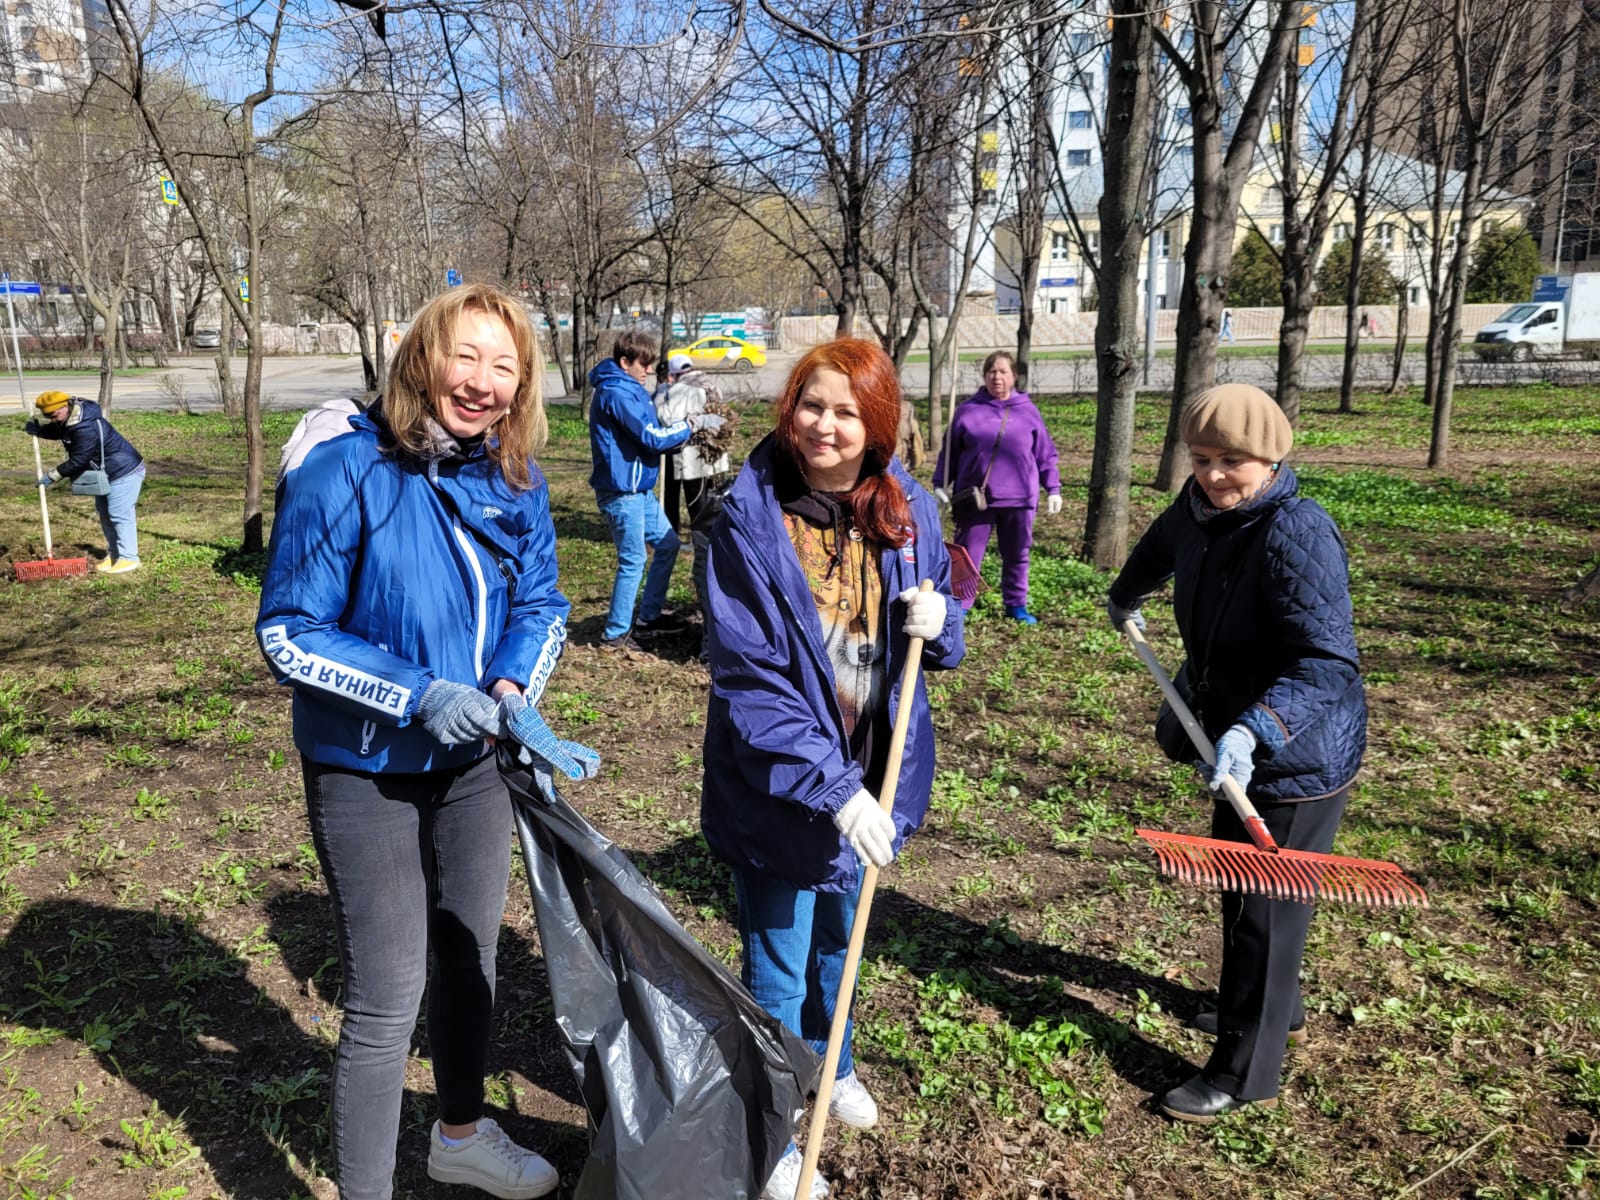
[1122,620,1428,910]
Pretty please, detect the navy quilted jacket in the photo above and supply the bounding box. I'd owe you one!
[1109,464,1366,801]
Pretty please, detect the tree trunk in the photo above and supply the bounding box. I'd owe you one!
[355,184,386,396]
[1428,146,1482,469]
[97,296,121,412]
[1387,298,1409,393]
[1082,1,1155,568]
[1339,108,1377,413]
[242,332,264,551]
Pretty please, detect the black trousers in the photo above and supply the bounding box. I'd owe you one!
[1203,786,1349,1101]
[662,453,682,530]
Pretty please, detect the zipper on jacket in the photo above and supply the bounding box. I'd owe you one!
[431,463,492,682]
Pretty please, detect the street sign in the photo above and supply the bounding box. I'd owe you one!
[0,280,42,295]
[238,276,250,302]
[1039,277,1077,288]
[446,268,462,287]
[160,178,179,205]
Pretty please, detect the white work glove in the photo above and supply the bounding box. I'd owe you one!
[688,413,725,433]
[896,588,940,643]
[932,487,950,506]
[1046,493,1062,515]
[833,789,897,868]
[897,586,945,640]
[1209,724,1258,793]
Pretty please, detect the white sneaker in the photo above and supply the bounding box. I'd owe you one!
[761,1144,828,1200]
[827,1070,879,1129]
[427,1118,558,1199]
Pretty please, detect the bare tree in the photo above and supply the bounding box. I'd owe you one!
[1152,0,1303,490]
[1081,1,1157,568]
[5,92,156,409]
[100,0,292,552]
[1423,0,1581,467]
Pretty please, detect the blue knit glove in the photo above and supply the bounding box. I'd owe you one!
[37,475,55,489]
[505,703,601,781]
[1107,598,1145,632]
[1208,724,1258,793]
[417,680,498,745]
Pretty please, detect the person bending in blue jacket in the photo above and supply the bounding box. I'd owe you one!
[588,331,723,652]
[257,283,593,1200]
[701,337,964,1200]
[25,389,146,573]
[1107,383,1366,1124]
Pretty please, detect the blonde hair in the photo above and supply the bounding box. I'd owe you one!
[383,283,547,491]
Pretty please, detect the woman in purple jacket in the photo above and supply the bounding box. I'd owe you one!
[932,351,1062,623]
[701,337,964,1200]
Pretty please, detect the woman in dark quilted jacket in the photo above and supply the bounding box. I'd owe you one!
[1106,383,1366,1123]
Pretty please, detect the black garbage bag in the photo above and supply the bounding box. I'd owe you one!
[503,758,821,1200]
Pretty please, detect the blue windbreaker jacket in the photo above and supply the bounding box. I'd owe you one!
[256,409,569,773]
[700,437,966,892]
[587,358,692,495]
[27,399,143,483]
[1108,464,1366,801]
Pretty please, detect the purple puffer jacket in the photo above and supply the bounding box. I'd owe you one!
[932,390,1060,508]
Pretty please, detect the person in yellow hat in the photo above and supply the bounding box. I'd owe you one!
[24,391,147,572]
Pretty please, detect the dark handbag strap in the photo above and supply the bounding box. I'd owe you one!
[978,404,1008,490]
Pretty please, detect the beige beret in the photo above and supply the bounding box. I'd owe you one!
[1179,384,1293,462]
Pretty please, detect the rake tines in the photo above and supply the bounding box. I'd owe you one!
[945,540,984,606]
[1137,829,1430,909]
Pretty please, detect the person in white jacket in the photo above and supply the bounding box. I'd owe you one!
[657,354,731,658]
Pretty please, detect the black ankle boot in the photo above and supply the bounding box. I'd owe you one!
[1157,1075,1277,1123]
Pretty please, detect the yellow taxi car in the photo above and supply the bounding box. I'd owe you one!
[680,334,767,373]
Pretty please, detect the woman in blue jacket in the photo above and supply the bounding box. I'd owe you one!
[257,284,584,1200]
[1107,384,1366,1123]
[701,337,964,1200]
[26,390,145,572]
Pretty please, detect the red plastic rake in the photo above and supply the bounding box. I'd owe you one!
[946,540,984,606]
[1122,620,1428,910]
[16,433,88,583]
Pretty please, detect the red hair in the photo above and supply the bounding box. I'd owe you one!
[774,337,913,548]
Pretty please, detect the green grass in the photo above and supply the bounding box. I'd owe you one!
[0,383,1596,1198]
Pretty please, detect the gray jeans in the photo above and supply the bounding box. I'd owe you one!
[304,753,514,1200]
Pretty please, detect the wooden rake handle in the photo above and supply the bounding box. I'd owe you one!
[29,434,54,559]
[795,579,936,1200]
[1121,619,1280,854]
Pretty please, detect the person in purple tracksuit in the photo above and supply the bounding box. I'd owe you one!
[931,350,1061,623]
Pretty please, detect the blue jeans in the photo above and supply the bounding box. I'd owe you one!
[97,464,144,562]
[597,490,680,639]
[303,753,513,1200]
[733,870,862,1081]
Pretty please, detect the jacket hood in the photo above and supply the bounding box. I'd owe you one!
[589,358,636,389]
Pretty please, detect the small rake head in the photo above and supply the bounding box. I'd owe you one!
[15,556,90,583]
[1136,829,1429,909]
[945,540,984,607]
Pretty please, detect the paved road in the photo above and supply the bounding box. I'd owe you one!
[0,345,1548,415]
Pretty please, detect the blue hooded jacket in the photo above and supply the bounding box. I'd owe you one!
[1108,464,1366,801]
[256,405,569,773]
[26,399,143,483]
[700,437,966,892]
[588,357,692,495]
